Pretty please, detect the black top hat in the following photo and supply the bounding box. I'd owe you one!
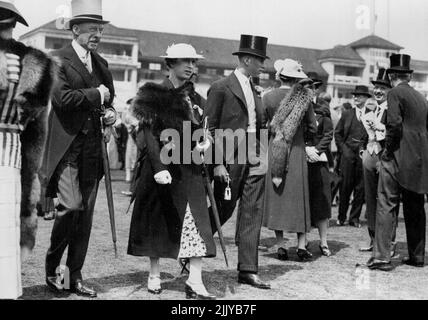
[0,1,28,26]
[351,85,371,97]
[371,68,392,88]
[387,54,413,74]
[233,34,269,60]
[306,71,323,88]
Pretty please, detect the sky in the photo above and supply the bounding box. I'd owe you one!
[11,0,428,61]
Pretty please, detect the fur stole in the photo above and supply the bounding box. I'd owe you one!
[270,83,314,178]
[132,81,197,138]
[0,37,58,252]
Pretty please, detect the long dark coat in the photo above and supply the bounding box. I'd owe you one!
[262,87,317,233]
[40,44,115,192]
[308,102,333,225]
[127,82,216,259]
[385,82,428,194]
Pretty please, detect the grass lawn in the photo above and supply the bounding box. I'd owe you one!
[20,170,428,300]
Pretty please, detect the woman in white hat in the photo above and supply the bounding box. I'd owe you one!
[262,59,317,261]
[127,43,216,300]
[0,0,56,299]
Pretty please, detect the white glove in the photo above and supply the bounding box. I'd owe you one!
[194,136,212,153]
[305,146,321,163]
[154,170,172,185]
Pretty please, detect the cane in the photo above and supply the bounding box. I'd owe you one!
[99,106,118,258]
[200,117,229,267]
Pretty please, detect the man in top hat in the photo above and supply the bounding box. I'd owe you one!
[334,85,370,227]
[41,0,116,298]
[359,69,398,259]
[205,34,270,289]
[0,0,56,300]
[369,54,428,271]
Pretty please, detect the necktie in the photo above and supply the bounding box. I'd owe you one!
[82,52,92,73]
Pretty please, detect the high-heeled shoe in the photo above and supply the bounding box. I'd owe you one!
[185,282,216,300]
[319,245,331,257]
[296,248,313,261]
[147,275,162,295]
[277,247,288,261]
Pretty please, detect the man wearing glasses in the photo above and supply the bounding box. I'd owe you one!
[42,0,115,298]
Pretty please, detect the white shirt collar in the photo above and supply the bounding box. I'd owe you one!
[378,100,388,110]
[234,69,251,86]
[72,40,89,60]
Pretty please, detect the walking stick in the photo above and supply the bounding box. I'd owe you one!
[200,117,229,267]
[100,106,118,258]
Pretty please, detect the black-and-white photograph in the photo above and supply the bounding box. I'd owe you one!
[1,0,428,305]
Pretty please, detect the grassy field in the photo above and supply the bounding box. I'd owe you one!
[20,170,428,300]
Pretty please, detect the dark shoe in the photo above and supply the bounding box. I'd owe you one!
[349,221,361,228]
[43,210,56,221]
[368,261,394,271]
[46,276,63,293]
[277,247,288,260]
[359,245,373,252]
[319,245,331,257]
[179,258,190,275]
[69,281,97,298]
[185,283,216,300]
[365,257,375,267]
[402,257,424,268]
[238,272,271,290]
[336,220,345,226]
[296,248,313,261]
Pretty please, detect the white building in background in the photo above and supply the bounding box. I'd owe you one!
[20,22,428,109]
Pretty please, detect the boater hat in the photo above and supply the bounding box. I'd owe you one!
[371,68,392,88]
[65,0,109,30]
[387,54,413,74]
[233,34,269,60]
[160,43,205,59]
[274,59,307,79]
[351,85,372,97]
[0,0,28,27]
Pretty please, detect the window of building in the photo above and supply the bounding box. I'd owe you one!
[206,68,217,76]
[149,63,161,71]
[224,69,233,76]
[259,73,270,80]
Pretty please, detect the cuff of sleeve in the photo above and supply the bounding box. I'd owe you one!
[97,87,105,105]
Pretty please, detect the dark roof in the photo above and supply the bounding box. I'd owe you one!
[348,35,403,50]
[319,45,364,62]
[411,60,428,73]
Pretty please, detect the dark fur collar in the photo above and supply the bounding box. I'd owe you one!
[132,81,196,136]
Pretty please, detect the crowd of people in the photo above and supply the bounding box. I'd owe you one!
[1,0,428,300]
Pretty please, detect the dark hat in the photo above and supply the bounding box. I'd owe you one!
[351,85,371,97]
[233,34,269,60]
[306,71,323,88]
[371,68,392,88]
[387,54,413,74]
[0,1,28,27]
[66,0,109,30]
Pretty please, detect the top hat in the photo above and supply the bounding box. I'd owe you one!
[233,34,269,60]
[387,54,413,74]
[66,0,109,30]
[0,0,28,26]
[371,68,391,88]
[160,43,205,59]
[306,71,323,88]
[351,85,371,97]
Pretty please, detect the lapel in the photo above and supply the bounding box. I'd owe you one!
[62,44,94,88]
[251,81,264,125]
[91,51,113,88]
[227,73,247,111]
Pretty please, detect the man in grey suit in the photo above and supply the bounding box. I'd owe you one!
[369,54,428,271]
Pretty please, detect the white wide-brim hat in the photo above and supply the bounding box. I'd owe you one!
[274,58,307,79]
[160,43,205,59]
